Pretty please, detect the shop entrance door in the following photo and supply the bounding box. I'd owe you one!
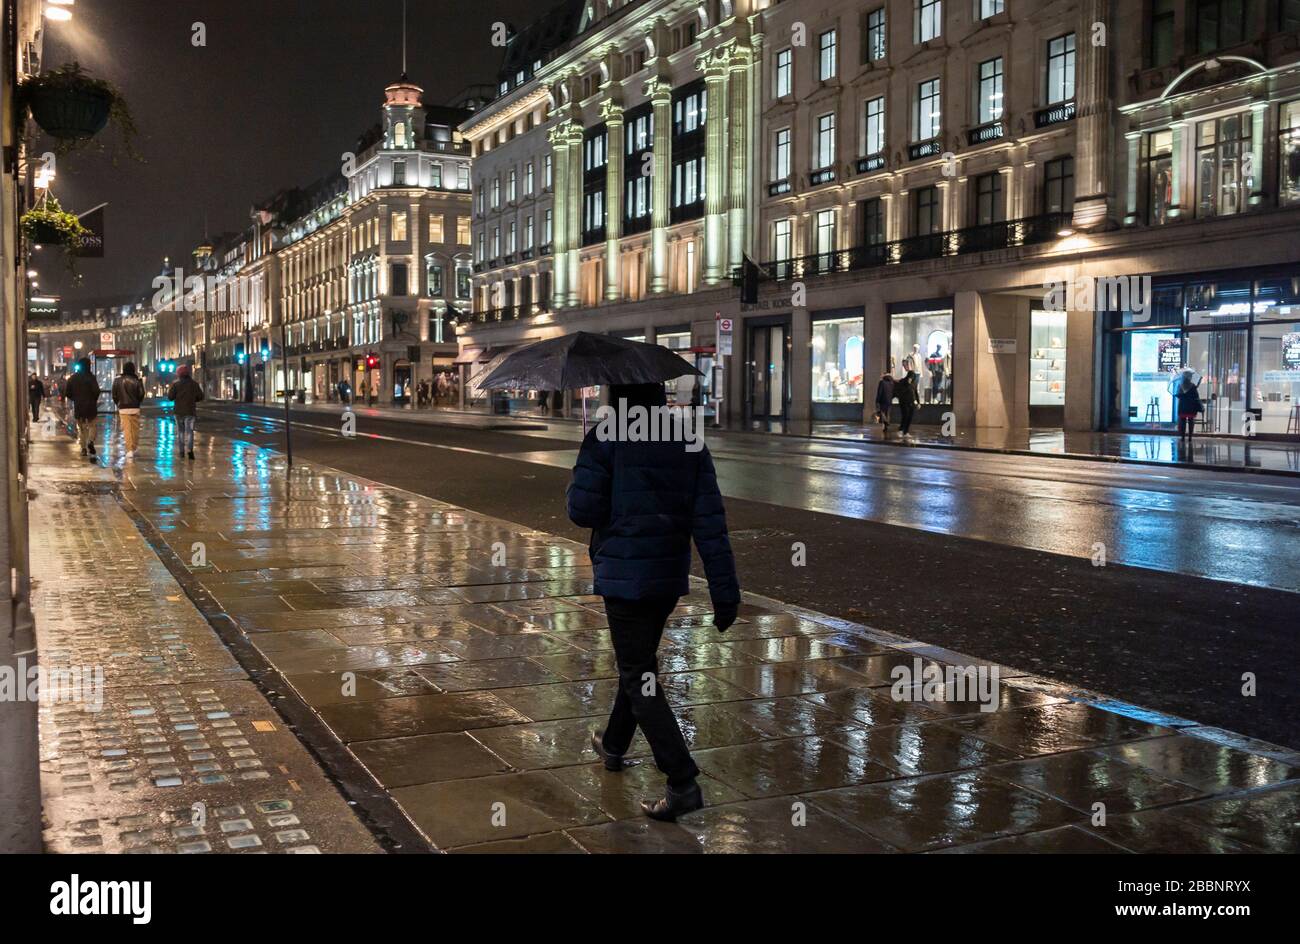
[1186,329,1247,436]
[748,322,788,425]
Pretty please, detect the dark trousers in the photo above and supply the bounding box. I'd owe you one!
[602,595,699,787]
[1179,416,1197,438]
[899,403,916,435]
[30,400,40,422]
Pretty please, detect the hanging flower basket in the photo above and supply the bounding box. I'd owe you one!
[17,62,140,159]
[21,195,89,275]
[28,83,112,140]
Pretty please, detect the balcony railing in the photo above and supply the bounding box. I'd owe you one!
[749,213,1073,284]
[1035,100,1076,128]
[471,305,527,324]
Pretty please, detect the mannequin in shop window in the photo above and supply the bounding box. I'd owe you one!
[927,345,946,404]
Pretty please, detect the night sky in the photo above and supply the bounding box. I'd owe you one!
[35,0,541,304]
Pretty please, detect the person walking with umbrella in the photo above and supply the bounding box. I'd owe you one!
[566,382,740,821]
[1171,368,1204,448]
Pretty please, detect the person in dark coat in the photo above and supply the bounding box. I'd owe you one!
[166,364,205,460]
[63,358,101,461]
[873,372,895,435]
[895,369,921,437]
[566,382,739,822]
[1174,377,1203,443]
[27,373,45,423]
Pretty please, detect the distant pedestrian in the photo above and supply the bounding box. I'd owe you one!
[167,364,204,460]
[873,371,895,436]
[112,362,146,459]
[63,358,101,461]
[895,369,921,438]
[538,389,550,412]
[567,382,740,822]
[27,372,45,423]
[1175,375,1203,444]
[337,378,352,406]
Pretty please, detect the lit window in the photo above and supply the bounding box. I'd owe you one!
[390,211,407,242]
[775,48,792,97]
[865,9,887,61]
[978,57,1004,124]
[773,128,791,181]
[1046,34,1076,105]
[915,0,942,43]
[864,97,885,156]
[818,29,837,81]
[815,113,836,170]
[915,78,941,141]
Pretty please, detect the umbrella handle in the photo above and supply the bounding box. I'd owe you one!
[582,395,587,434]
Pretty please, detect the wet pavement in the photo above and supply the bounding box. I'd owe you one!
[193,402,1300,751]
[31,412,1298,853]
[27,437,379,854]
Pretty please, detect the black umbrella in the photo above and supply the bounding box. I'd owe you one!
[479,332,701,429]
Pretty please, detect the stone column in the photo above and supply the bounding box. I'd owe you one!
[1017,161,1036,219]
[999,164,1016,221]
[1124,131,1141,224]
[700,48,729,285]
[1071,0,1112,230]
[646,76,673,294]
[548,123,571,309]
[601,98,624,302]
[727,43,752,274]
[565,121,585,307]
[1168,118,1188,220]
[1249,99,1268,207]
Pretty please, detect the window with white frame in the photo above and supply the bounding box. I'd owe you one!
[818,29,837,81]
[775,48,792,97]
[526,161,535,194]
[977,57,1004,124]
[915,78,941,141]
[916,0,942,42]
[457,165,469,190]
[815,113,836,169]
[544,208,553,245]
[864,96,885,155]
[491,177,500,207]
[978,0,1004,18]
[525,215,534,248]
[773,128,791,181]
[1047,34,1076,105]
[544,154,553,188]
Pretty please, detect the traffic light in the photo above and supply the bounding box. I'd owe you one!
[366,353,379,369]
[236,342,246,365]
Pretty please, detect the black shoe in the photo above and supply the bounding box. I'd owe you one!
[591,731,637,771]
[187,451,195,460]
[86,443,96,456]
[641,780,704,822]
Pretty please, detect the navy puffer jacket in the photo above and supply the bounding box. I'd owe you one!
[566,386,740,606]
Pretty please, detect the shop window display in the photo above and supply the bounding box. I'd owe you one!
[1253,322,1300,434]
[1145,129,1174,225]
[1029,309,1067,406]
[890,308,952,405]
[811,317,864,404]
[1280,101,1300,206]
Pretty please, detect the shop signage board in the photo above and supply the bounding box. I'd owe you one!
[1157,338,1182,372]
[987,338,1017,354]
[1283,332,1300,371]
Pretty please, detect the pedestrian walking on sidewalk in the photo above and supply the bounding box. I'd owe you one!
[567,382,740,822]
[874,371,895,436]
[112,362,146,458]
[28,372,46,423]
[337,378,352,407]
[167,364,204,460]
[63,358,100,462]
[895,369,921,438]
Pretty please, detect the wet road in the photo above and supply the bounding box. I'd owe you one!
[184,403,1299,748]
